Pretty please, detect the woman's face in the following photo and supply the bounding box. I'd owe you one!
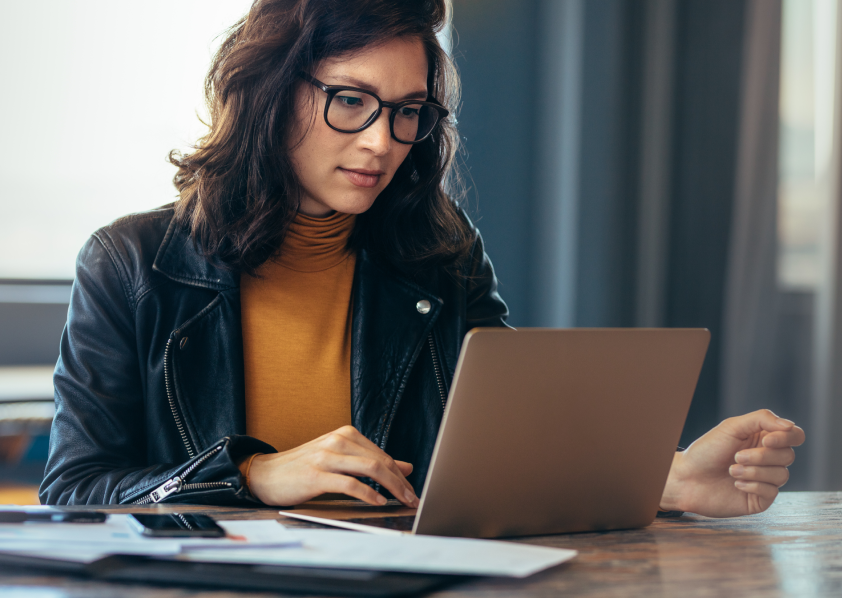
[288,36,429,217]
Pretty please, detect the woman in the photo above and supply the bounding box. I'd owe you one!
[41,0,803,517]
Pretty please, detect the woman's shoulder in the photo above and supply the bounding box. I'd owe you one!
[74,204,179,309]
[451,206,491,272]
[92,203,176,255]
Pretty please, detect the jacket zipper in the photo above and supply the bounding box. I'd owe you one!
[165,336,195,459]
[379,331,447,451]
[133,445,230,505]
[428,332,447,411]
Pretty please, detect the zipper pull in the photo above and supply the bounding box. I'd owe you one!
[149,476,182,503]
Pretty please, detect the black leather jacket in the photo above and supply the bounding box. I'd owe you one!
[40,206,508,505]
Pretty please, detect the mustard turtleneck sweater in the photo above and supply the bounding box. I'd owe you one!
[240,211,356,453]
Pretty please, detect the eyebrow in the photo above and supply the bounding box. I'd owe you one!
[327,75,428,101]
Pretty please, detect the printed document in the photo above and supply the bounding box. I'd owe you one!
[0,515,576,577]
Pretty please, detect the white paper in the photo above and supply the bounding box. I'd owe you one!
[0,516,299,563]
[179,526,577,578]
[181,520,302,551]
[0,515,576,577]
[0,514,183,557]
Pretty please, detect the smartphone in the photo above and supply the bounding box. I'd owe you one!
[128,513,226,538]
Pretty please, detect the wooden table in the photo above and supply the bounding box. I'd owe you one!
[1,491,840,597]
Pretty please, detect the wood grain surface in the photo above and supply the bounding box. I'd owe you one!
[1,491,840,597]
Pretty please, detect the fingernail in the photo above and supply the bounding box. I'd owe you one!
[376,494,387,505]
[776,417,794,427]
[735,452,750,464]
[405,490,419,507]
[735,480,748,490]
[730,464,745,477]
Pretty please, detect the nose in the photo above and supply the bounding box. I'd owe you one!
[356,110,392,155]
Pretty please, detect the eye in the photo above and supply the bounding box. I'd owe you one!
[337,95,364,107]
[398,106,420,118]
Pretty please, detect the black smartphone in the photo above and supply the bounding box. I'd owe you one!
[128,513,226,538]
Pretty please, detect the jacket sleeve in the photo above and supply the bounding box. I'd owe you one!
[39,234,273,506]
[465,227,512,329]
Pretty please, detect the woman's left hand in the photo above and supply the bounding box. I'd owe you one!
[659,409,806,517]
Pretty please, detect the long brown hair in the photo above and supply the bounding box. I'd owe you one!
[170,0,472,276]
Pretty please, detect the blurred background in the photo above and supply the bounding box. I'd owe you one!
[0,0,839,503]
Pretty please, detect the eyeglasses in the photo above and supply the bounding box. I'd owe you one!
[299,73,449,144]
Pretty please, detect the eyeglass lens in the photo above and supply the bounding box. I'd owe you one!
[328,90,439,142]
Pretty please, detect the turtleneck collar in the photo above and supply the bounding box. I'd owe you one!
[275,211,356,273]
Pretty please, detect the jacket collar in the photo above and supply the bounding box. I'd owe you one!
[151,211,443,299]
[152,215,239,290]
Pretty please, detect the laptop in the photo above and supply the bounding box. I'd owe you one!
[279,328,710,538]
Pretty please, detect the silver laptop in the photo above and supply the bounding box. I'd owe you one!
[280,328,710,538]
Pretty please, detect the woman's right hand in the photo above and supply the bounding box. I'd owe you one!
[246,425,418,507]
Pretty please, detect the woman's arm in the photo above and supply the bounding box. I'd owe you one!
[39,234,269,505]
[659,410,806,517]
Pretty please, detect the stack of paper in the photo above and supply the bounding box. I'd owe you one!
[0,514,298,562]
[181,524,576,578]
[0,514,576,578]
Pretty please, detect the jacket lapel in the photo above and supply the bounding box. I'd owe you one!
[169,288,246,452]
[152,218,245,453]
[351,250,443,448]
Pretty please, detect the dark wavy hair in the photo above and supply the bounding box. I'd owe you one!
[169,0,472,276]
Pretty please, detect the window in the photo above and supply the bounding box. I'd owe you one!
[0,1,254,280]
[777,0,837,289]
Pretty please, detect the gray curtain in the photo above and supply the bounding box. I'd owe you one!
[720,1,783,419]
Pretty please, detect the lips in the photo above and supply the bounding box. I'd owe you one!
[340,167,384,188]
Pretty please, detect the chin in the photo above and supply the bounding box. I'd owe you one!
[328,192,380,215]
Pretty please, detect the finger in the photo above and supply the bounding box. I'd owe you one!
[322,472,389,506]
[719,409,796,440]
[395,460,414,476]
[329,427,415,483]
[734,479,779,503]
[761,425,806,449]
[319,452,419,507]
[319,429,416,498]
[729,464,790,488]
[735,447,795,467]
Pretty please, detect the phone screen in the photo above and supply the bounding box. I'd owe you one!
[128,513,226,537]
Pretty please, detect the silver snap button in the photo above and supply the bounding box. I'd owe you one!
[179,337,189,350]
[416,300,431,314]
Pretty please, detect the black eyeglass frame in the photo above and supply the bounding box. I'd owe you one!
[299,72,449,145]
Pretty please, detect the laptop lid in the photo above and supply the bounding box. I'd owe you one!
[412,328,709,538]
